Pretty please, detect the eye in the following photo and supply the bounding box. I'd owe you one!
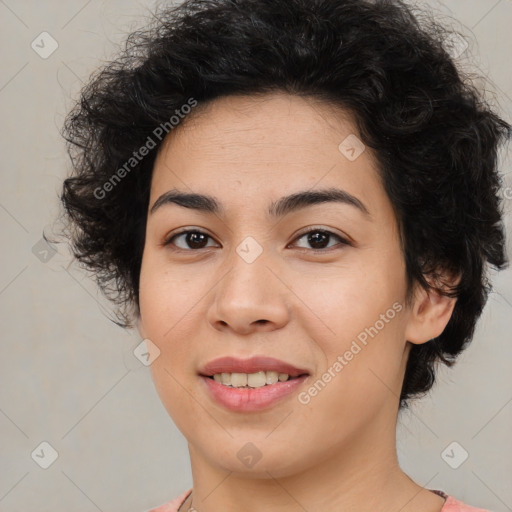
[290,228,349,251]
[163,229,218,250]
[163,227,350,252]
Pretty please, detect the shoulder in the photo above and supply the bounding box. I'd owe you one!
[145,488,192,512]
[441,495,492,512]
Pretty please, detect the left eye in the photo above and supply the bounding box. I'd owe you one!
[291,229,348,251]
[163,228,348,251]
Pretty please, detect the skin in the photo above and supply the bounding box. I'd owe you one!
[137,92,456,512]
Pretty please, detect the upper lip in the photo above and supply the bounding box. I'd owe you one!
[199,356,310,377]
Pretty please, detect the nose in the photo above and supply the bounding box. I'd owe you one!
[206,245,290,335]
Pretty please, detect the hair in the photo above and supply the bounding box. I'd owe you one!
[59,0,511,407]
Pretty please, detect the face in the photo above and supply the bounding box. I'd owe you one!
[138,92,415,478]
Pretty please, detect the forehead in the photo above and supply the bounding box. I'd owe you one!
[150,92,387,218]
[156,92,365,161]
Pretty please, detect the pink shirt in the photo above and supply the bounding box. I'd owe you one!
[146,489,492,512]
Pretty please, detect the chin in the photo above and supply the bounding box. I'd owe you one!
[197,437,315,480]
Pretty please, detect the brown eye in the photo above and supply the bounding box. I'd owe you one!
[292,229,349,251]
[164,230,217,250]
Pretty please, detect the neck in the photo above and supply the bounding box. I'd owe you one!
[183,408,444,512]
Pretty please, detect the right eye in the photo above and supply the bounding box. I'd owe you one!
[163,229,219,251]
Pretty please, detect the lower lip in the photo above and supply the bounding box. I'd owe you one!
[200,375,309,412]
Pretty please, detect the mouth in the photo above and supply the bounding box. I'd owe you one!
[202,371,308,388]
[199,355,310,385]
[198,356,310,411]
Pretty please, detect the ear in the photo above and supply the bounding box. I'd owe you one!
[405,277,458,344]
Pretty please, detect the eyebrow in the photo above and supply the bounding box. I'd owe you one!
[149,187,370,218]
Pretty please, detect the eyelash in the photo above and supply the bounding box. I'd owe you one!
[163,227,350,253]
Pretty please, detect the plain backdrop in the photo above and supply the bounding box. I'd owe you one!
[0,0,511,511]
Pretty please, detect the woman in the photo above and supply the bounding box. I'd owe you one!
[59,0,511,510]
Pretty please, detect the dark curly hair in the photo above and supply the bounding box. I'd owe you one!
[59,0,511,407]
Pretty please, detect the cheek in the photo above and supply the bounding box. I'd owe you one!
[138,258,200,431]
[293,247,407,352]
[138,255,197,397]
[292,246,408,406]
[138,250,197,340]
[295,316,407,443]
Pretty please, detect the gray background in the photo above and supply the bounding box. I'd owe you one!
[0,0,511,511]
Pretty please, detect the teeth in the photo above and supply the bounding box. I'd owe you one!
[266,371,279,385]
[210,371,293,388]
[231,372,248,387]
[247,371,266,387]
